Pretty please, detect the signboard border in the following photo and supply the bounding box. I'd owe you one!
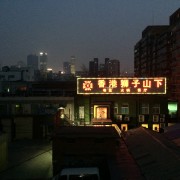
[77,77,167,95]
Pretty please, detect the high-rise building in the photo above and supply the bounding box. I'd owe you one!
[89,58,120,77]
[134,25,169,77]
[105,59,120,77]
[63,62,71,74]
[63,56,76,75]
[104,58,110,76]
[98,63,105,77]
[39,52,48,73]
[39,52,48,80]
[134,8,180,119]
[70,56,76,75]
[27,54,39,70]
[89,58,99,77]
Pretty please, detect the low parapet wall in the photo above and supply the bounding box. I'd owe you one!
[0,133,8,171]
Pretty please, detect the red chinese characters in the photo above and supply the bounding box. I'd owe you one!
[79,77,166,94]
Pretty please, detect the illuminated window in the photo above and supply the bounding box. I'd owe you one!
[121,124,128,131]
[116,114,122,121]
[7,88,10,93]
[14,104,23,114]
[79,106,84,119]
[168,102,177,118]
[91,107,93,115]
[121,104,129,114]
[114,107,118,114]
[141,103,149,114]
[96,107,107,119]
[152,104,160,114]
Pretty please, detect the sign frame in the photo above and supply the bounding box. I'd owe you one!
[77,77,166,95]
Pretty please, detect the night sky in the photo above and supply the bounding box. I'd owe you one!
[0,0,179,72]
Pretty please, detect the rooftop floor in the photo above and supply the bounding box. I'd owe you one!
[124,125,180,179]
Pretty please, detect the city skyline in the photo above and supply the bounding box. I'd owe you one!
[0,0,179,72]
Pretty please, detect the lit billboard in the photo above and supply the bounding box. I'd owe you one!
[77,77,166,95]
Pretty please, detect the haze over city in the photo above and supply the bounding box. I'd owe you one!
[0,0,179,72]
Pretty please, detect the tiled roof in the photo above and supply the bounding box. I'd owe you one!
[124,126,180,179]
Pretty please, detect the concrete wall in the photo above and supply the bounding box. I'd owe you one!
[1,119,12,141]
[0,134,8,171]
[14,117,33,139]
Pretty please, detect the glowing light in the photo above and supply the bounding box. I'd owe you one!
[141,124,148,128]
[47,68,52,71]
[40,52,47,55]
[168,102,177,111]
[152,124,159,132]
[77,77,166,95]
[83,81,93,91]
[121,124,128,131]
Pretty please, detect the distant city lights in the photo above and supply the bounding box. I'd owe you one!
[40,52,47,55]
[47,68,53,71]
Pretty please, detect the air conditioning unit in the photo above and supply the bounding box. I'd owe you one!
[124,116,130,121]
[160,117,165,122]
[138,115,144,122]
[160,114,165,118]
[153,115,159,122]
[116,114,123,121]
[160,123,165,128]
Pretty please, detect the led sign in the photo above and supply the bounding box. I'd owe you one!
[77,77,166,95]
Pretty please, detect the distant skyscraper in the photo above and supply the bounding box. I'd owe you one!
[63,62,71,74]
[63,56,76,75]
[70,56,76,75]
[104,58,110,76]
[27,54,38,70]
[99,63,105,77]
[39,52,48,72]
[106,59,120,77]
[89,58,99,77]
[89,58,120,77]
[39,52,48,80]
[89,61,94,77]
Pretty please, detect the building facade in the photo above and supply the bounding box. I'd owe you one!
[0,66,35,82]
[0,80,76,141]
[63,62,71,74]
[134,8,180,120]
[39,52,48,79]
[70,56,76,75]
[27,54,39,71]
[0,77,171,141]
[89,58,120,77]
[75,77,169,132]
[89,58,99,77]
[105,59,120,77]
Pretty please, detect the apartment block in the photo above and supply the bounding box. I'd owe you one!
[134,8,180,119]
